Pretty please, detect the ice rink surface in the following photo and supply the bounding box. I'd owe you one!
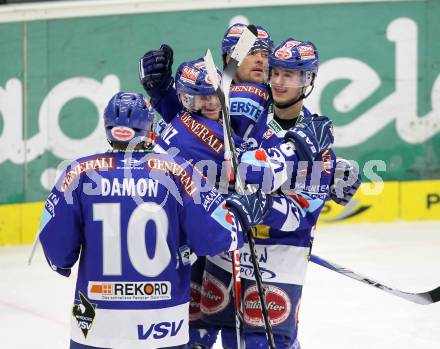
[1,221,439,349]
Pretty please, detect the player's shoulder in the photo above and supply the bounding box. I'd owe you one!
[56,152,115,192]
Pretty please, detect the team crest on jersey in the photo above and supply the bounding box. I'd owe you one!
[263,129,274,139]
[111,126,135,141]
[298,45,316,60]
[200,272,230,315]
[72,291,96,339]
[243,284,291,326]
[180,66,199,85]
[189,282,202,321]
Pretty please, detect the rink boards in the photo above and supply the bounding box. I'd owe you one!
[0,180,439,246]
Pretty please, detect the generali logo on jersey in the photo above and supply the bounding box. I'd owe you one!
[61,156,114,192]
[243,284,291,326]
[87,281,171,301]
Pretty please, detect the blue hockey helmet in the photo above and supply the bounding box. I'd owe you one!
[270,38,319,75]
[221,23,274,56]
[175,59,222,115]
[104,92,154,144]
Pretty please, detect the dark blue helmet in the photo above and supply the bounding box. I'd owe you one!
[175,58,220,96]
[221,23,273,56]
[270,38,319,74]
[104,92,154,143]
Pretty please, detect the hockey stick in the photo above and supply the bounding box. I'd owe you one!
[310,254,440,305]
[204,26,276,349]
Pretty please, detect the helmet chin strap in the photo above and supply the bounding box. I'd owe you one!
[273,85,315,109]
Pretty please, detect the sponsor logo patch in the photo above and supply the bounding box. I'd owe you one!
[200,272,230,315]
[243,284,291,326]
[263,129,274,139]
[179,112,224,154]
[147,157,198,197]
[274,49,292,60]
[61,156,114,191]
[189,282,202,321]
[88,281,171,301]
[111,126,135,141]
[72,291,96,339]
[298,45,316,60]
[180,66,199,85]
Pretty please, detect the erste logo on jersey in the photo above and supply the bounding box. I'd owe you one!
[243,284,291,326]
[111,126,136,141]
[88,281,171,301]
[180,66,199,85]
[200,272,229,315]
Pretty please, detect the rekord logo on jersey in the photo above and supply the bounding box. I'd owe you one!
[180,66,199,85]
[200,272,230,315]
[137,319,184,340]
[244,284,291,326]
[189,282,202,321]
[111,126,135,141]
[72,291,96,339]
[87,281,171,301]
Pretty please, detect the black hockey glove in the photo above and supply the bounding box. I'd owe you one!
[224,190,272,234]
[330,158,362,206]
[285,114,334,162]
[139,44,174,98]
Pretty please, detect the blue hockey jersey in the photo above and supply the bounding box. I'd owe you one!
[38,150,243,349]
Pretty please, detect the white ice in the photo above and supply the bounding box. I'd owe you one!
[1,221,439,349]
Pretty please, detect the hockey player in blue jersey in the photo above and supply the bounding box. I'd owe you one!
[37,92,274,349]
[197,39,361,349]
[152,58,334,349]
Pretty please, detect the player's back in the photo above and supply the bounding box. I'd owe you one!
[39,150,241,349]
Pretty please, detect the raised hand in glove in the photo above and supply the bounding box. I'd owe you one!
[330,158,362,206]
[224,190,272,234]
[284,114,334,162]
[139,44,174,98]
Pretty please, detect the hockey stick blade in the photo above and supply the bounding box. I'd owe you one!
[311,254,440,305]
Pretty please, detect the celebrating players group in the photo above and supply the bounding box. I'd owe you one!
[38,23,362,349]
